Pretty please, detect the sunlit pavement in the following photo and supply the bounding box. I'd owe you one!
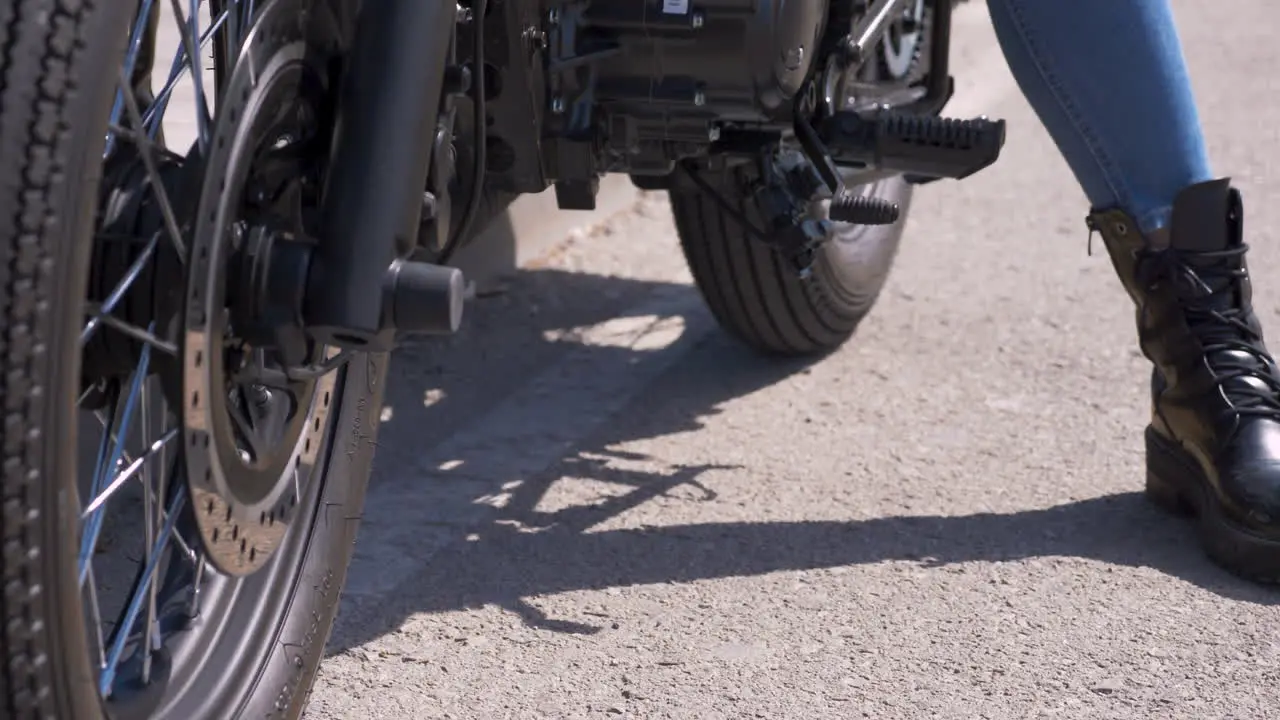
[158,1,1280,717]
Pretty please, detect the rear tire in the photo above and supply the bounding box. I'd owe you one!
[671,174,912,356]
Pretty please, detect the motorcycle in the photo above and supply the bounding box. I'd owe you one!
[0,0,1002,717]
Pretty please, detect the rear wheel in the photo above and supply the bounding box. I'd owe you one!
[0,2,385,718]
[672,2,930,357]
[672,173,912,356]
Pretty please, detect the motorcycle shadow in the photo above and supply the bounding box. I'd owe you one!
[328,263,1277,656]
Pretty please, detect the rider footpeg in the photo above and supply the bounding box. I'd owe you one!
[829,191,899,225]
[820,111,1007,183]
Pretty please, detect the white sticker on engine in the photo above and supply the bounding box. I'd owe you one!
[662,0,689,14]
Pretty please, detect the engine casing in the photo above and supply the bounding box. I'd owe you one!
[544,0,831,179]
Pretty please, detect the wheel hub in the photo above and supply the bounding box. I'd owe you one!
[182,0,345,576]
[83,145,192,399]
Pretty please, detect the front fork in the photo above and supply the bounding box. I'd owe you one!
[302,1,464,349]
[138,0,467,349]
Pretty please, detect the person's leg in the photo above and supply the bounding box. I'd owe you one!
[986,0,1213,233]
[987,0,1280,583]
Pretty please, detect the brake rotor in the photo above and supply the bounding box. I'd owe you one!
[182,0,346,576]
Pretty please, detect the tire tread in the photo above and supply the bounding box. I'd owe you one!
[0,1,96,718]
[671,177,910,356]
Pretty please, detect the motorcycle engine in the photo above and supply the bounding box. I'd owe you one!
[544,0,834,183]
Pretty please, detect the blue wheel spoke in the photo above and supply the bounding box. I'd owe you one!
[104,0,160,157]
[81,232,157,344]
[85,0,254,699]
[78,332,154,586]
[142,8,231,137]
[80,426,179,518]
[98,484,188,698]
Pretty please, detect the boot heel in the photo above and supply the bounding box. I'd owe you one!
[1144,428,1195,516]
[1144,471,1194,516]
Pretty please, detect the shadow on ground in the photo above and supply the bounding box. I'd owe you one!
[328,260,1278,655]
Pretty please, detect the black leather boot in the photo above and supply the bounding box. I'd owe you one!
[1089,178,1280,583]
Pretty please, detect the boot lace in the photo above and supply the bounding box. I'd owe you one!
[1137,244,1280,422]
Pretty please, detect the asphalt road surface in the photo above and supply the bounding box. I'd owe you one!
[250,2,1278,718]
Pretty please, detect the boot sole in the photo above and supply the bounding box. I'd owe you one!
[1145,426,1280,584]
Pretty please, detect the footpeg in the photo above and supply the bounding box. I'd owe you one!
[820,111,1006,182]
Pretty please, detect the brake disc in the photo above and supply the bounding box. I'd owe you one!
[182,0,345,576]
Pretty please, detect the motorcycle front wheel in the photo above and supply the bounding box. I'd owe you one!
[0,1,386,718]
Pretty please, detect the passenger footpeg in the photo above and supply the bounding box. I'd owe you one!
[820,111,1007,183]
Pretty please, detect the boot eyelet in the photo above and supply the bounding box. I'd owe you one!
[1115,221,1129,236]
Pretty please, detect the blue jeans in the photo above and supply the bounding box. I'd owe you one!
[987,0,1213,232]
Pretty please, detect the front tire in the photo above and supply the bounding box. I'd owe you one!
[0,2,387,718]
[672,174,913,356]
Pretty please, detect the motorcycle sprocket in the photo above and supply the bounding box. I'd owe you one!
[879,0,931,83]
